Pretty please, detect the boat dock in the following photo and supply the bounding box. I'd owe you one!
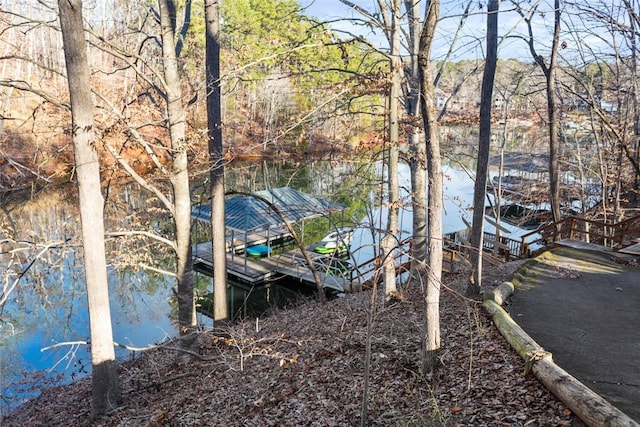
[191,187,470,296]
[193,242,352,293]
[194,239,468,295]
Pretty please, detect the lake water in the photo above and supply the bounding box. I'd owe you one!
[0,158,534,414]
[0,187,177,414]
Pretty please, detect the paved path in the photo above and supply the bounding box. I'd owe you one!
[507,246,640,422]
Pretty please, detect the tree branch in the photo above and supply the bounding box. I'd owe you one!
[40,338,217,361]
[105,230,176,250]
[101,143,175,215]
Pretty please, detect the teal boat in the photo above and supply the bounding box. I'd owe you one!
[246,244,272,258]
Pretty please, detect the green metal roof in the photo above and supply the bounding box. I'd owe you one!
[192,187,344,234]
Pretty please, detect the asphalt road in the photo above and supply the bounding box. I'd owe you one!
[507,246,640,422]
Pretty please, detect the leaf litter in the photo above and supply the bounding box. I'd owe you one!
[3,261,580,426]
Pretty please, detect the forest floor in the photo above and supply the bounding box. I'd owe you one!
[3,261,581,427]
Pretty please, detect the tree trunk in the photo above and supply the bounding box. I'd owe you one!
[418,0,442,375]
[409,136,428,276]
[382,0,402,301]
[58,0,121,416]
[547,0,562,223]
[467,0,499,297]
[521,0,562,223]
[205,0,228,325]
[405,0,428,278]
[158,0,196,332]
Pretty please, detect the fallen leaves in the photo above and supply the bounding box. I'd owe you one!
[3,262,578,426]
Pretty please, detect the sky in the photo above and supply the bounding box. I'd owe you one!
[297,0,606,62]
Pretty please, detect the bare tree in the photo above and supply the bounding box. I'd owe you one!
[467,0,500,296]
[337,0,402,301]
[405,0,428,280]
[205,0,228,324]
[70,0,201,335]
[628,0,640,196]
[418,0,442,374]
[380,0,402,300]
[57,0,120,416]
[158,0,197,334]
[337,0,429,300]
[564,0,640,217]
[514,0,563,223]
[87,0,200,337]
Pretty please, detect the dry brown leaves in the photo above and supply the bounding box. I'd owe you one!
[4,262,580,427]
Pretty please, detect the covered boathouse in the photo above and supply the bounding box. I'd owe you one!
[191,186,351,296]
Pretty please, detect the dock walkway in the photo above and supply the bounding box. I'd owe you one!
[193,242,351,293]
[194,238,469,294]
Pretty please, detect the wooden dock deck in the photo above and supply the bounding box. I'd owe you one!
[619,242,640,255]
[194,240,470,295]
[193,242,351,293]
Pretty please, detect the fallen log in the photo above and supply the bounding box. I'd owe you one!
[532,356,638,427]
[486,281,514,306]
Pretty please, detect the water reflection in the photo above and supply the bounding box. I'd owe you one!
[0,186,176,412]
[0,159,376,412]
[1,157,529,414]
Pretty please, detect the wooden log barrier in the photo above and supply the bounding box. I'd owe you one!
[483,295,638,427]
[532,357,638,427]
[488,281,515,306]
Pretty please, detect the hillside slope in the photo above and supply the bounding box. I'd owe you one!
[4,262,578,426]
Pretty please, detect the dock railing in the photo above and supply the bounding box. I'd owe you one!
[346,237,469,291]
[482,232,524,260]
[519,213,640,257]
[447,229,525,262]
[345,239,413,291]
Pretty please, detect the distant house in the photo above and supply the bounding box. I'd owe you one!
[435,88,447,109]
[599,99,617,113]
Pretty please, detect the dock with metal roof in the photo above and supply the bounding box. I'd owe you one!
[192,241,351,293]
[191,186,350,293]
